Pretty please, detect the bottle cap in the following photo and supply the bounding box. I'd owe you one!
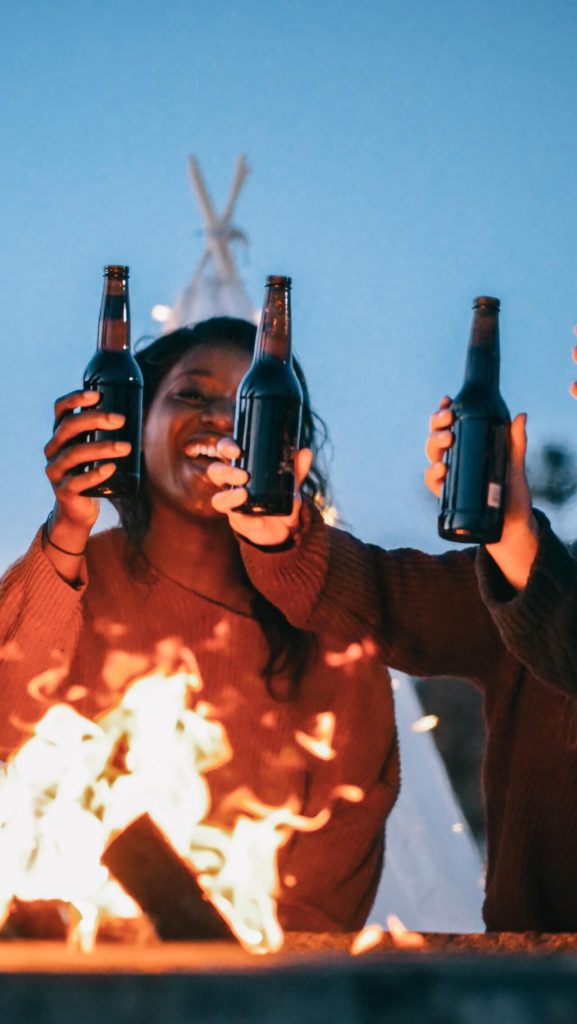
[104,265,130,278]
[473,296,500,310]
[266,275,291,288]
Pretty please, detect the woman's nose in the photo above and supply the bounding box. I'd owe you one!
[200,397,235,431]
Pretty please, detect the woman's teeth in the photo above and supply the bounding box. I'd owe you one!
[183,442,220,459]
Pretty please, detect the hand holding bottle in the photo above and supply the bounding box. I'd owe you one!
[426,398,539,589]
[207,438,313,546]
[42,389,131,575]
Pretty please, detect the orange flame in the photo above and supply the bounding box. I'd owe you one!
[295,712,336,761]
[0,651,346,955]
[386,914,427,949]
[350,923,385,955]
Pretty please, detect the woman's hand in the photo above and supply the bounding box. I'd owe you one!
[424,396,453,498]
[43,390,131,566]
[425,396,539,589]
[207,439,313,547]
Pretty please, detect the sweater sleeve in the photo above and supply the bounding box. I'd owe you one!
[476,510,577,698]
[239,501,508,686]
[0,527,87,754]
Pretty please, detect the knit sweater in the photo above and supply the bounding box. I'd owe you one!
[240,503,577,933]
[0,526,399,933]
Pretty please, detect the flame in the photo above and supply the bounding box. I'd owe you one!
[386,914,427,949]
[350,923,385,955]
[0,653,343,955]
[295,712,336,761]
[331,784,364,803]
[410,714,439,734]
[324,638,377,669]
[320,505,339,527]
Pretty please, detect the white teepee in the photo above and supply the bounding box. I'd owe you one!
[371,674,484,932]
[158,155,257,332]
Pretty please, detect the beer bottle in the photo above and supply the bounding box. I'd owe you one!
[81,265,143,498]
[234,275,303,515]
[438,296,510,544]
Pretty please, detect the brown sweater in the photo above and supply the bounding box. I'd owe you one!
[240,503,577,933]
[0,527,398,933]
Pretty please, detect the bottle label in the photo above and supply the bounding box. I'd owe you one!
[487,482,502,509]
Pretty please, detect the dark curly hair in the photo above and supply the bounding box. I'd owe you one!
[112,316,332,701]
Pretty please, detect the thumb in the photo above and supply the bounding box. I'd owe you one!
[295,448,314,489]
[509,413,528,472]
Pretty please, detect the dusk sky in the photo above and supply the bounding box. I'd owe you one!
[2,0,577,570]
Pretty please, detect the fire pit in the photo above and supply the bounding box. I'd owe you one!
[2,934,577,1024]
[3,658,577,1022]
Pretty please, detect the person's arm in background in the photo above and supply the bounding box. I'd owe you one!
[207,443,509,687]
[426,397,577,698]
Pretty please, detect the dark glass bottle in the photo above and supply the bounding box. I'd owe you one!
[81,265,143,498]
[438,296,510,544]
[233,275,303,515]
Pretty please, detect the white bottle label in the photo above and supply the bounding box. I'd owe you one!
[487,482,502,509]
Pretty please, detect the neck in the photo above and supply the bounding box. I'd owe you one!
[141,502,253,613]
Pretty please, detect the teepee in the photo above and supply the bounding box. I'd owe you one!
[158,156,257,332]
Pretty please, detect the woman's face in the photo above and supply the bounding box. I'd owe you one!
[142,340,251,519]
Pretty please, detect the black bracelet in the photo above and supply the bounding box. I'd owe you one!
[43,511,87,557]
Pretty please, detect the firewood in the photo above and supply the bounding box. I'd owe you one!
[101,814,235,942]
[0,898,70,940]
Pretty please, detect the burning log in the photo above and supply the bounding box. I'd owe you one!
[101,814,235,942]
[0,898,70,940]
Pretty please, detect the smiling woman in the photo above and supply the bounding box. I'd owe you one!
[0,316,400,936]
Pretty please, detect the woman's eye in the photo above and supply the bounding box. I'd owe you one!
[174,389,207,403]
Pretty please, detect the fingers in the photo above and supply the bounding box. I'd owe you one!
[206,460,248,489]
[45,410,126,460]
[63,462,118,494]
[211,486,249,514]
[52,390,101,430]
[429,408,453,432]
[424,462,446,498]
[216,436,241,462]
[425,428,453,465]
[46,441,131,483]
[210,441,313,493]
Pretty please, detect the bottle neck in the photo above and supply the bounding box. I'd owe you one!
[254,284,292,362]
[98,278,130,352]
[463,309,500,388]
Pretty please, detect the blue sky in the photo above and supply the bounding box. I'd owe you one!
[2,0,577,569]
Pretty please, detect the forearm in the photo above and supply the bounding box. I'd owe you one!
[477,511,577,695]
[240,501,505,684]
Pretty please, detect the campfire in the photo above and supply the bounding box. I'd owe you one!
[0,648,364,955]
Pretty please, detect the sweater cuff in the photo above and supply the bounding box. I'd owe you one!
[476,509,576,624]
[238,499,329,616]
[23,526,88,601]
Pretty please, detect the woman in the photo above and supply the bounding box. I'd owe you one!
[211,403,577,933]
[0,317,399,934]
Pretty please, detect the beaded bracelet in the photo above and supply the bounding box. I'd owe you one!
[43,511,87,558]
